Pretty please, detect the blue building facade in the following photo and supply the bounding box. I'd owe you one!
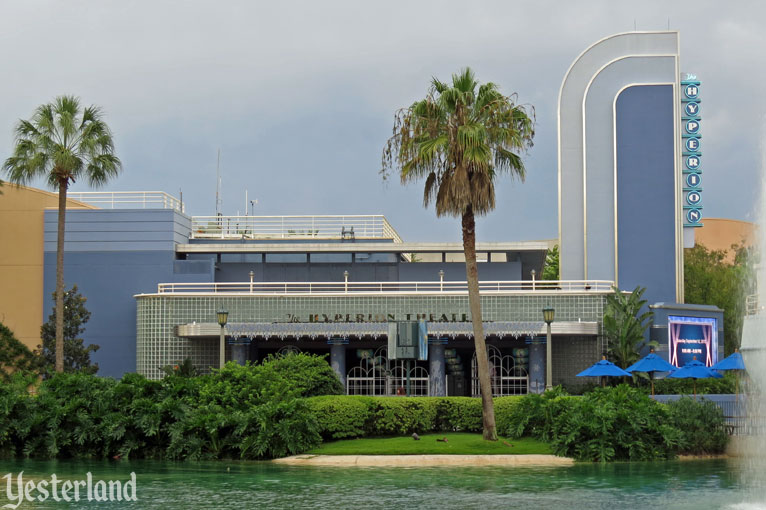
[42,209,213,376]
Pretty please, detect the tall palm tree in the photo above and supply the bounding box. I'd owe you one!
[3,96,121,373]
[383,68,534,440]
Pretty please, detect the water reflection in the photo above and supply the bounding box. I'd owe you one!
[0,458,757,509]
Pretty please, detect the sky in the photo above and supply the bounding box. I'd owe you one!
[0,0,763,243]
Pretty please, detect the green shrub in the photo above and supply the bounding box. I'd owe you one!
[306,396,371,439]
[666,397,728,455]
[548,386,680,462]
[493,396,521,434]
[501,386,707,462]
[0,373,34,458]
[239,398,320,458]
[433,397,483,432]
[305,396,520,439]
[197,362,293,409]
[652,373,737,396]
[503,386,568,441]
[0,358,328,461]
[366,398,438,435]
[260,353,344,397]
[0,322,38,381]
[197,353,343,410]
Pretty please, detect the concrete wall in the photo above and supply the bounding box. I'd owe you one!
[558,31,682,302]
[616,85,676,304]
[0,185,94,350]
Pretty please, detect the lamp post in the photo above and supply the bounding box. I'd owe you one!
[439,269,445,291]
[217,307,229,369]
[531,269,536,291]
[344,270,349,293]
[543,307,555,391]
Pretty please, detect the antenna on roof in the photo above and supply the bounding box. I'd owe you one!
[215,149,222,216]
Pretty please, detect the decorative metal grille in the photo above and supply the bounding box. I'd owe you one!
[471,345,529,397]
[346,346,429,396]
[276,345,302,355]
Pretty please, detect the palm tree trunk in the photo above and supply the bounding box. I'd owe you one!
[55,178,67,373]
[462,207,497,441]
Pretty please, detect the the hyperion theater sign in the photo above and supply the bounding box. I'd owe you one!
[668,316,718,368]
[681,74,703,228]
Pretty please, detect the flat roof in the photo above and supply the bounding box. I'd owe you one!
[176,240,553,254]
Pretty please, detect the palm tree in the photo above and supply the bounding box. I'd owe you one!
[2,96,121,373]
[382,68,534,440]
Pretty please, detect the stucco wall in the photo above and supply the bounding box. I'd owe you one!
[0,185,94,350]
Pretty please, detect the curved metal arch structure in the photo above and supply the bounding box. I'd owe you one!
[346,346,429,396]
[558,31,683,303]
[276,345,302,356]
[471,345,529,397]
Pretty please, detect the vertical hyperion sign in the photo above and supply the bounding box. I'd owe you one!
[681,75,703,228]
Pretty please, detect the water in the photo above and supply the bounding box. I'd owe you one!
[738,125,766,506]
[0,458,759,509]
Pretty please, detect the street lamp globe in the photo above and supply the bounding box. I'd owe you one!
[217,307,229,327]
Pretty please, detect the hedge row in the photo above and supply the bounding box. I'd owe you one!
[563,372,738,396]
[306,396,520,439]
[307,387,729,462]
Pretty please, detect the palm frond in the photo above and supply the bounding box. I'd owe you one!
[2,96,121,191]
[381,67,534,219]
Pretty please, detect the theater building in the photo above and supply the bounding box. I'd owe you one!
[0,31,725,394]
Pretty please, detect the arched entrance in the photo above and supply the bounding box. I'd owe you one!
[471,345,529,396]
[346,346,429,396]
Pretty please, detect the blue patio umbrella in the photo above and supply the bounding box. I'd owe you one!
[711,351,745,371]
[667,358,722,399]
[711,350,746,400]
[577,357,631,387]
[626,351,677,397]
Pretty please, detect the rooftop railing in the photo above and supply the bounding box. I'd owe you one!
[190,215,403,242]
[67,191,184,212]
[153,280,615,295]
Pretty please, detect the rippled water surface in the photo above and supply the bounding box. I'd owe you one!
[0,458,763,509]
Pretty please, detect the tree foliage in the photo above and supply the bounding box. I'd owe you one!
[542,245,559,280]
[0,322,37,381]
[603,286,654,369]
[684,243,757,354]
[381,67,535,441]
[2,96,121,373]
[38,285,99,377]
[160,358,198,378]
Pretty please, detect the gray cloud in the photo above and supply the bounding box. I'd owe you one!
[0,0,762,242]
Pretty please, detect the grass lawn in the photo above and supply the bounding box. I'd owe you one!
[307,433,552,455]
